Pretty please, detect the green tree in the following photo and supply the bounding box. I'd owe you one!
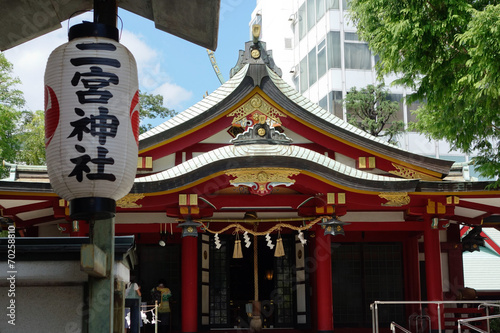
[139,92,177,134]
[349,0,500,184]
[344,83,405,145]
[0,53,25,178]
[18,110,46,165]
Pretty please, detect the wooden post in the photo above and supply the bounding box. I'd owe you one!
[86,2,118,332]
[88,217,115,332]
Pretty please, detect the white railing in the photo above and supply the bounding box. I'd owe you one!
[371,300,500,333]
[457,304,500,333]
[390,321,412,333]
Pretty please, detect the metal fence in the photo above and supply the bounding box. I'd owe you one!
[371,300,500,333]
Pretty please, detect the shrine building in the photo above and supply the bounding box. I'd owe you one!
[1,36,500,333]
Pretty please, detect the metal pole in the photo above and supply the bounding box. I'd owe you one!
[371,304,376,333]
[155,300,158,333]
[94,0,117,26]
[437,303,442,333]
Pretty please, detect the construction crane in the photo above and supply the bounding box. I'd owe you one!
[207,49,226,84]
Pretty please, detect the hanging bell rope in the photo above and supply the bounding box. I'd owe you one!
[232,230,243,259]
[274,229,285,257]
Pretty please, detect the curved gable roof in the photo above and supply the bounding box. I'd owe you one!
[133,144,417,195]
[136,41,453,179]
[261,66,453,177]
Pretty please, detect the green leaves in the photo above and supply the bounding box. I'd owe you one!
[349,0,500,184]
[0,53,25,178]
[139,91,178,134]
[344,83,405,145]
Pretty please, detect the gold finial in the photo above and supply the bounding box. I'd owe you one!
[252,24,261,43]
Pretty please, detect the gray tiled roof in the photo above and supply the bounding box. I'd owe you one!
[266,66,401,149]
[139,64,250,141]
[135,144,408,185]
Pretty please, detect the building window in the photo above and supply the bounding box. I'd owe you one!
[329,90,343,118]
[387,94,404,122]
[319,95,328,110]
[327,31,341,69]
[307,0,316,31]
[298,3,307,40]
[344,32,371,70]
[327,0,340,9]
[318,38,327,79]
[407,99,420,123]
[316,0,326,21]
[298,0,328,40]
[308,48,317,87]
[300,56,308,93]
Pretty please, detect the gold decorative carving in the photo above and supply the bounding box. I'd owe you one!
[116,194,145,208]
[226,168,300,196]
[227,168,299,184]
[379,192,411,207]
[389,163,440,181]
[228,94,287,125]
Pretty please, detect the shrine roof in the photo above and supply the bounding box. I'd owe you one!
[137,40,453,178]
[138,63,250,146]
[133,144,417,195]
[261,66,453,176]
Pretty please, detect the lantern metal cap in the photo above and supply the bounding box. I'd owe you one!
[318,216,350,236]
[177,218,201,238]
[70,197,116,221]
[69,22,119,42]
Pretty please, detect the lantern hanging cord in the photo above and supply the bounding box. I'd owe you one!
[195,216,327,236]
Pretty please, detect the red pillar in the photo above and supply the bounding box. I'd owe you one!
[315,225,334,333]
[181,235,198,333]
[423,217,444,332]
[447,223,465,298]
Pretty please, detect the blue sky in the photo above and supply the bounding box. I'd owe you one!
[4,1,256,122]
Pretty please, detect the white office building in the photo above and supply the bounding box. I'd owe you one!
[250,0,481,178]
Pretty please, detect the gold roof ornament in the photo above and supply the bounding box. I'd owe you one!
[226,167,300,196]
[116,194,145,208]
[378,192,411,207]
[389,163,440,181]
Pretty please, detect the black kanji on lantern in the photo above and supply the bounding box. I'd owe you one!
[69,145,116,182]
[67,40,121,183]
[91,107,119,145]
[70,42,120,104]
[68,107,119,145]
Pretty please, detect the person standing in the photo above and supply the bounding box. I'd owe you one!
[125,278,142,333]
[151,279,172,333]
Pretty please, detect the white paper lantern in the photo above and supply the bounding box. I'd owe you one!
[44,23,140,220]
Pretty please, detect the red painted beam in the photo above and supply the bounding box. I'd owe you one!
[458,200,500,215]
[344,221,425,231]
